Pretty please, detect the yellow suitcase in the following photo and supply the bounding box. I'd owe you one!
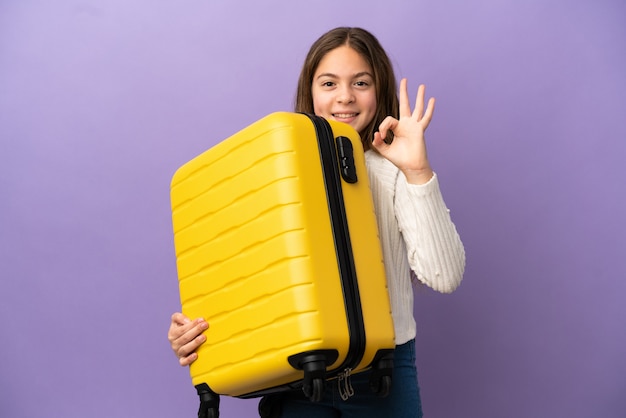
[170,112,395,417]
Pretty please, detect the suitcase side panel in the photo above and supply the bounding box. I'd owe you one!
[171,112,352,396]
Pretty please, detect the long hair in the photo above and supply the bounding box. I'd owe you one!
[294,27,398,151]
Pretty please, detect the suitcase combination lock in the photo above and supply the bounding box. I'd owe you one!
[335,136,358,184]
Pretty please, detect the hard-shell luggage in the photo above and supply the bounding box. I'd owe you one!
[170,112,395,418]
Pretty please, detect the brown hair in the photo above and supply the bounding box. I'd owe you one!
[294,27,398,151]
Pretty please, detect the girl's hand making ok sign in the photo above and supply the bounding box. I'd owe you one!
[372,78,435,185]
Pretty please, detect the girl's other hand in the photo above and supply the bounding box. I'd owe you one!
[372,78,435,185]
[167,312,208,366]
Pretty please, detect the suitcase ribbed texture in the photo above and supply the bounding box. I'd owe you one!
[171,112,394,400]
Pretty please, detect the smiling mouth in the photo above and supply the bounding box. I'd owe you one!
[332,113,358,119]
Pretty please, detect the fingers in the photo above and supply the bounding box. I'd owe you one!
[372,131,386,151]
[177,331,205,366]
[175,319,208,356]
[421,96,436,130]
[398,78,411,118]
[400,79,435,124]
[374,81,435,151]
[178,353,197,367]
[412,83,435,121]
[171,312,191,326]
[168,313,209,367]
[374,116,397,146]
[412,84,425,120]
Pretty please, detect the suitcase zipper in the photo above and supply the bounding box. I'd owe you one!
[338,368,355,401]
[307,114,366,376]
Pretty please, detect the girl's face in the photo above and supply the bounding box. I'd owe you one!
[311,45,377,136]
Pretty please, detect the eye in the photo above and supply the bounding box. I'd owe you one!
[354,79,372,88]
[321,81,335,87]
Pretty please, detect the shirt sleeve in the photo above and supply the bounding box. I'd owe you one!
[394,172,466,293]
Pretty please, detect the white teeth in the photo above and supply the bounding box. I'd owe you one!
[333,113,357,118]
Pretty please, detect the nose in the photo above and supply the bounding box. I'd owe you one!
[336,86,355,104]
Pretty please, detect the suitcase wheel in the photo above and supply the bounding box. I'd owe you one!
[371,374,392,397]
[301,357,326,402]
[196,383,220,418]
[288,350,338,403]
[202,409,218,418]
[304,377,324,403]
[369,349,394,398]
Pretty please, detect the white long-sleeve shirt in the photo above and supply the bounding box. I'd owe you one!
[365,151,466,345]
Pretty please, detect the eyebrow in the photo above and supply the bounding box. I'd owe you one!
[315,71,374,80]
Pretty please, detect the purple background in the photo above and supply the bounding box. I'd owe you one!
[1,1,624,417]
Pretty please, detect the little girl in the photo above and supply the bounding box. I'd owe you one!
[168,27,465,418]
